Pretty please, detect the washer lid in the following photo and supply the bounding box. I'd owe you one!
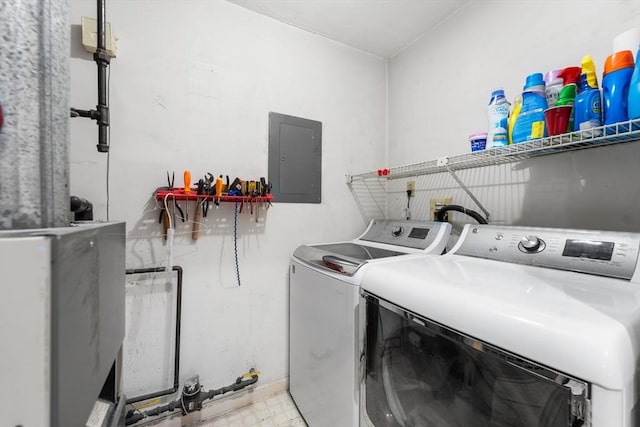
[361,254,640,390]
[293,243,405,276]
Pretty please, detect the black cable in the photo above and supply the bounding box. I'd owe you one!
[435,204,488,224]
[234,201,241,286]
[406,189,412,220]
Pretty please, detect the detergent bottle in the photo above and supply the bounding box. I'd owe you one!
[487,89,511,148]
[511,73,547,143]
[628,45,640,121]
[602,50,635,126]
[507,95,522,145]
[544,70,563,107]
[573,55,602,134]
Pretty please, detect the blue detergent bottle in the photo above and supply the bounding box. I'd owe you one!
[573,55,602,134]
[602,50,635,129]
[629,45,640,124]
[511,73,547,143]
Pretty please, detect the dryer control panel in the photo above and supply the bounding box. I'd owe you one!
[358,219,450,250]
[453,224,640,280]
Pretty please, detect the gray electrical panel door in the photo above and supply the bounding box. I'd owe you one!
[269,112,322,203]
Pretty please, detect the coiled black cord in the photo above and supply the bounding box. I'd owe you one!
[435,204,488,224]
[234,201,241,286]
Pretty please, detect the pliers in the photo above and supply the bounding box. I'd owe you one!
[201,173,214,217]
[167,171,175,190]
[159,171,175,191]
[158,200,185,224]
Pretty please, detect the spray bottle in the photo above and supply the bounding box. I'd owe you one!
[573,55,602,134]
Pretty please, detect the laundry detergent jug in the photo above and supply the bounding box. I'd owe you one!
[603,50,635,126]
[512,73,547,143]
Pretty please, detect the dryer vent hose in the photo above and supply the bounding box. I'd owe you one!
[435,205,488,224]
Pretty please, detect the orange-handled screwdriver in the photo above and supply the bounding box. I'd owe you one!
[215,175,224,198]
[184,170,192,194]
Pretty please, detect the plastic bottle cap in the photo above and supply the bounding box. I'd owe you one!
[558,66,581,86]
[469,132,488,140]
[523,73,545,91]
[555,83,577,106]
[547,77,563,86]
[581,55,598,88]
[604,50,635,74]
[544,70,562,85]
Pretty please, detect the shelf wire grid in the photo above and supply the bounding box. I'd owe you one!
[347,119,640,182]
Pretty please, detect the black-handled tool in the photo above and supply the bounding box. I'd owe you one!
[192,179,205,240]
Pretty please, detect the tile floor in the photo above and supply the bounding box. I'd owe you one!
[197,391,307,427]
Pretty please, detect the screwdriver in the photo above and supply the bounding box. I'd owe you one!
[184,170,192,195]
[215,175,224,205]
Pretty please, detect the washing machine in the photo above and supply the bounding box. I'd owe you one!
[360,224,640,427]
[289,219,452,427]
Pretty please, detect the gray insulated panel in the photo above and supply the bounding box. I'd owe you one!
[268,112,322,203]
[0,0,71,229]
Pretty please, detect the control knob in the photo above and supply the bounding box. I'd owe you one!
[391,226,404,237]
[520,235,541,252]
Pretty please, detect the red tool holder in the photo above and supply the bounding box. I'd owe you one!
[155,188,274,203]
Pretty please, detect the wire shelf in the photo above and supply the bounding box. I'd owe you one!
[347,119,640,182]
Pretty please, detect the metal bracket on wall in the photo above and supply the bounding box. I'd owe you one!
[444,164,491,223]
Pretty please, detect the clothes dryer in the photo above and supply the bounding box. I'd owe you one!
[289,219,451,427]
[360,224,640,427]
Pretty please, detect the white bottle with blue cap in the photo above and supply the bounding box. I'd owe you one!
[487,89,511,148]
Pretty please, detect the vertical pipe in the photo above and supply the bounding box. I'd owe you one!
[97,0,106,50]
[0,0,71,230]
[96,0,110,152]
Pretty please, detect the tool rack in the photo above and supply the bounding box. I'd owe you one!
[155,188,274,204]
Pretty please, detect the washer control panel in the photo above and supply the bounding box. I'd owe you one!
[359,219,448,250]
[454,224,640,280]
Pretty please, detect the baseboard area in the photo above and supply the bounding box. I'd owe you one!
[140,378,289,427]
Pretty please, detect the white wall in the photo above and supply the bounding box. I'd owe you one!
[387,1,640,231]
[69,0,386,398]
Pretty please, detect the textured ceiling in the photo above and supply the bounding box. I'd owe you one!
[226,0,470,58]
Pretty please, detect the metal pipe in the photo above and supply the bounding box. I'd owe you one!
[125,266,183,404]
[95,0,110,152]
[97,0,106,50]
[125,370,259,425]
